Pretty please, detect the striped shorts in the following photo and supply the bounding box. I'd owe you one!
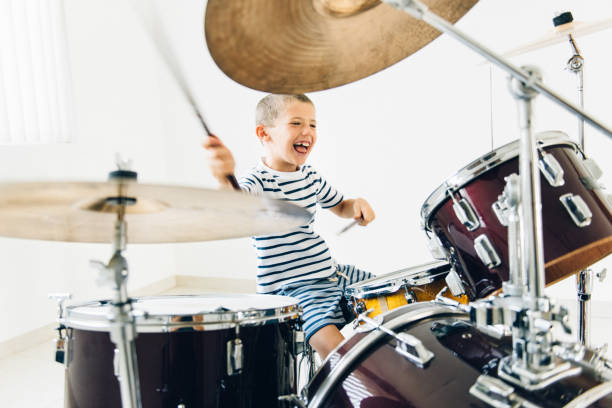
[274,264,372,343]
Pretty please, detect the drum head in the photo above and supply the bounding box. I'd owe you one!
[63,294,300,332]
[346,261,450,299]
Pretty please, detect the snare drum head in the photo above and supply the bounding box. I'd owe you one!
[63,294,300,332]
[346,261,450,298]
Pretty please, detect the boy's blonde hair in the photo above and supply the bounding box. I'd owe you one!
[256,94,313,127]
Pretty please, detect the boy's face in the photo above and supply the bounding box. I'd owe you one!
[260,101,317,172]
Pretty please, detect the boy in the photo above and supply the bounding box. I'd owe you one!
[203,94,375,359]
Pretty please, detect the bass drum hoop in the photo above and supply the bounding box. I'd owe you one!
[420,131,580,231]
[62,294,301,333]
[345,261,451,299]
[307,302,466,408]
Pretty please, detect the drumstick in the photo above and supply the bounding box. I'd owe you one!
[336,218,362,236]
[129,0,240,191]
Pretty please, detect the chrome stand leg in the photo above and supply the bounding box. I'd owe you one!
[577,269,592,347]
[91,217,142,408]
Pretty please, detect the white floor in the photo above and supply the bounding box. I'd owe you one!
[1,290,611,408]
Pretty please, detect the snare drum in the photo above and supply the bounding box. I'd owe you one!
[62,294,300,408]
[422,132,612,300]
[305,303,612,407]
[345,261,468,318]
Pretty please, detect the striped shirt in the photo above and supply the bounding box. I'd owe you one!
[239,161,344,293]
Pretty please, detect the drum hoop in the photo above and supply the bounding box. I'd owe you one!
[307,303,466,408]
[420,133,579,231]
[345,261,450,298]
[62,294,301,333]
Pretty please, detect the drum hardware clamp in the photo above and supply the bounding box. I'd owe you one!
[48,292,72,365]
[227,325,244,376]
[357,310,434,368]
[444,267,466,297]
[470,374,542,408]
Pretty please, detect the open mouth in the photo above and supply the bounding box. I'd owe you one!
[293,141,310,154]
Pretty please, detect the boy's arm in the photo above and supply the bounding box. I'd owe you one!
[329,198,375,226]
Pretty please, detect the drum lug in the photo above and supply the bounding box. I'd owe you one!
[452,197,481,231]
[404,288,417,304]
[474,234,502,269]
[227,338,244,376]
[357,313,434,368]
[394,332,435,368]
[538,151,565,187]
[354,301,367,315]
[559,193,592,227]
[444,267,466,297]
[113,348,121,378]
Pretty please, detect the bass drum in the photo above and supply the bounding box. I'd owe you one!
[62,294,300,408]
[305,303,612,408]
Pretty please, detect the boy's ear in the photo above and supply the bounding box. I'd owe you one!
[256,125,268,142]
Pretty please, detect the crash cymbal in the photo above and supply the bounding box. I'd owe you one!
[204,0,479,93]
[0,181,311,243]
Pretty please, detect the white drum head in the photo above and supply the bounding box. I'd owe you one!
[63,294,300,332]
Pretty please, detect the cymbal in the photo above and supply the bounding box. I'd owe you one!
[500,17,612,58]
[204,0,479,93]
[0,181,311,243]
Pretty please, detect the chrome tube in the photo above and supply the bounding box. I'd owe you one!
[577,269,592,346]
[382,0,612,140]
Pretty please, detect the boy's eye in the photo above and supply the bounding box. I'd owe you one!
[290,122,301,126]
[310,124,316,129]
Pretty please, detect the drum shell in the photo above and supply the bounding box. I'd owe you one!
[306,304,612,408]
[429,144,612,299]
[64,322,296,408]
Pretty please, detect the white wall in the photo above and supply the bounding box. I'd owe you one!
[1,0,611,345]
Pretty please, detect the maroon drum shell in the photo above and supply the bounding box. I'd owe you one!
[306,303,612,408]
[428,143,612,299]
[64,321,296,408]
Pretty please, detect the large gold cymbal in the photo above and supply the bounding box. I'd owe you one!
[205,0,478,93]
[0,181,311,243]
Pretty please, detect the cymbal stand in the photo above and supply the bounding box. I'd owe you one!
[90,171,142,408]
[382,0,612,141]
[382,0,612,395]
[561,22,595,347]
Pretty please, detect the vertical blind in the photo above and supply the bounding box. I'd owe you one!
[0,0,74,145]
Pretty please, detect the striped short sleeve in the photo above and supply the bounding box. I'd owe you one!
[313,168,344,209]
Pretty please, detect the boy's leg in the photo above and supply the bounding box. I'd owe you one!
[308,324,344,359]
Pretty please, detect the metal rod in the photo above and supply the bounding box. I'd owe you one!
[507,67,546,305]
[383,0,612,140]
[109,217,142,408]
[577,269,592,346]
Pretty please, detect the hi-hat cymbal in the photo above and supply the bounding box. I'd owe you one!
[204,0,479,93]
[0,181,311,243]
[500,17,612,59]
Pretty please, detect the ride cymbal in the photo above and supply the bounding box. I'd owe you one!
[204,0,478,93]
[0,181,311,243]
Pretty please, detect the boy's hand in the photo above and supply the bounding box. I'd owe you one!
[352,198,375,226]
[202,135,236,188]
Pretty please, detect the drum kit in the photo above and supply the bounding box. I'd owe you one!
[2,0,612,407]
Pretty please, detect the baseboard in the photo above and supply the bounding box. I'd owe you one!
[172,275,256,294]
[130,275,177,297]
[0,323,57,360]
